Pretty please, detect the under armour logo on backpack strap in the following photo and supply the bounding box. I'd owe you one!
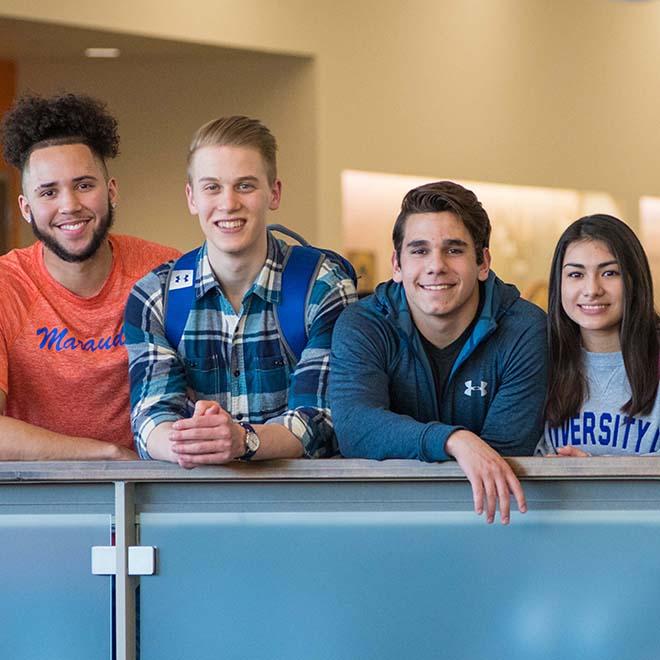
[169,269,194,290]
[464,380,488,397]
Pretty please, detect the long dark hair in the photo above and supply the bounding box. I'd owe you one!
[546,214,659,425]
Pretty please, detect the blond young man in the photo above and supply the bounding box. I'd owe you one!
[125,116,356,466]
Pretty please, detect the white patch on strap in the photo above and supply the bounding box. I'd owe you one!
[169,269,194,290]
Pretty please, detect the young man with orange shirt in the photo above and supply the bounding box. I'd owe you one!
[0,93,179,460]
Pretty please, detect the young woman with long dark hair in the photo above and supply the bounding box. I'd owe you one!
[540,214,659,456]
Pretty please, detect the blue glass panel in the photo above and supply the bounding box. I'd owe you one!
[138,510,660,660]
[0,514,112,659]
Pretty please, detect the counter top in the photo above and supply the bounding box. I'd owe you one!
[2,456,660,483]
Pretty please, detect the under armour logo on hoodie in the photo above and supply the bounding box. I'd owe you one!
[464,380,488,397]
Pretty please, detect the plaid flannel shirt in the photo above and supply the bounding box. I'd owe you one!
[125,232,357,459]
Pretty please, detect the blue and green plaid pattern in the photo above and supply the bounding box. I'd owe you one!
[125,232,357,459]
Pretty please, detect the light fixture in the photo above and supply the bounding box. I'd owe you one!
[84,48,120,58]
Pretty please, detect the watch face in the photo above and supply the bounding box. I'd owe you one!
[246,431,260,452]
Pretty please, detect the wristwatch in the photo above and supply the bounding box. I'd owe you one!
[238,421,260,461]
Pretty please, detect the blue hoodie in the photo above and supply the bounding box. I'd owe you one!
[329,272,548,461]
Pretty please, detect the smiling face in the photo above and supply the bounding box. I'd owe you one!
[560,239,624,352]
[393,211,490,347]
[186,145,281,269]
[19,143,116,263]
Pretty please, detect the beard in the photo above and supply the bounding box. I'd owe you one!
[30,200,115,263]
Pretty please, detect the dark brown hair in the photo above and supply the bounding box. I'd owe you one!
[546,214,660,425]
[1,93,119,173]
[392,181,491,264]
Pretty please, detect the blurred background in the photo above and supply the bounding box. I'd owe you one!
[1,0,659,306]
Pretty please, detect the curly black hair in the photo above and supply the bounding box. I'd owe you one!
[1,92,120,170]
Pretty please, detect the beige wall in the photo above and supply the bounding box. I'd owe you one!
[3,0,660,263]
[315,0,660,248]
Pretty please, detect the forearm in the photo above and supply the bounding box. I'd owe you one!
[251,423,304,460]
[148,419,303,463]
[267,406,336,458]
[0,415,132,461]
[330,353,457,460]
[125,279,190,458]
[145,422,177,462]
[330,308,457,461]
[335,404,455,461]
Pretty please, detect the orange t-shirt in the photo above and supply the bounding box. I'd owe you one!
[0,234,180,447]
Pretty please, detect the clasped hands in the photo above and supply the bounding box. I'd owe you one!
[168,400,246,469]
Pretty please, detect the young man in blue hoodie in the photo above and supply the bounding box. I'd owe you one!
[330,181,547,524]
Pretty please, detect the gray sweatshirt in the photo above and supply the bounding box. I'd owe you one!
[539,350,660,455]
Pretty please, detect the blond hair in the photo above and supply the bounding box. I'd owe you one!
[187,115,277,184]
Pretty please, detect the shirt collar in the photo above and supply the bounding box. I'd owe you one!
[194,231,286,304]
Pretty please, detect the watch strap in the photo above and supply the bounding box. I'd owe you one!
[238,421,259,461]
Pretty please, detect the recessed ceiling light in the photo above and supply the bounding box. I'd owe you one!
[84,48,120,58]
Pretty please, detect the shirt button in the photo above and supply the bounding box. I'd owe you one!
[236,413,244,421]
[233,369,240,377]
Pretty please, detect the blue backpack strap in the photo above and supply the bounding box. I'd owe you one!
[277,245,324,363]
[268,224,357,362]
[163,247,200,349]
[267,223,310,247]
[268,221,357,287]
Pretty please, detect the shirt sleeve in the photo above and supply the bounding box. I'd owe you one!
[0,316,9,397]
[0,276,21,398]
[124,266,190,459]
[329,303,458,462]
[264,258,358,457]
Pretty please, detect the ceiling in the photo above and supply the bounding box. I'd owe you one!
[0,16,246,61]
